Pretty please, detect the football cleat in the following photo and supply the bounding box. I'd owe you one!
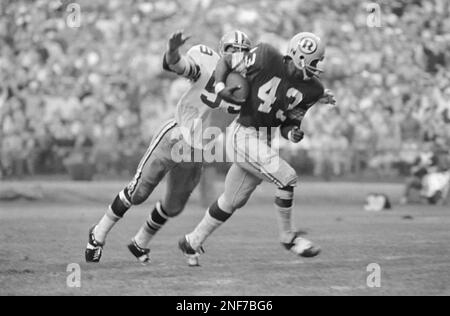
[178,236,204,267]
[85,226,105,263]
[282,232,321,258]
[127,239,150,265]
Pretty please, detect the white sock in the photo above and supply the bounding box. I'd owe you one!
[277,207,293,233]
[187,211,223,250]
[133,202,169,248]
[133,225,154,249]
[275,187,294,241]
[276,206,294,242]
[94,206,121,243]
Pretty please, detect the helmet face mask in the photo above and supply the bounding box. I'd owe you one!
[286,32,325,79]
[305,57,324,78]
[219,30,252,56]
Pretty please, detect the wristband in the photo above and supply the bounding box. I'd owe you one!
[214,82,225,94]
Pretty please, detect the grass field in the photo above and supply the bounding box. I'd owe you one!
[0,180,449,296]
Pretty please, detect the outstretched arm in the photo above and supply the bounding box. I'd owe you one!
[317,89,337,106]
[163,31,200,81]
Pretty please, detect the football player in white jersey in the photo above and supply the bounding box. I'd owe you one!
[85,30,252,264]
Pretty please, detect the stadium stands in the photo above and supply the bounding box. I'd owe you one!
[0,0,449,179]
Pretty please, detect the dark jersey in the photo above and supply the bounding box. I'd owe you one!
[234,43,324,129]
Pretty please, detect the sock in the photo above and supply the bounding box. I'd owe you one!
[186,198,232,250]
[94,189,132,243]
[94,206,121,244]
[134,201,168,248]
[275,186,294,240]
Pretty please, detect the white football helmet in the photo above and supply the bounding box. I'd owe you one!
[218,30,252,56]
[286,32,325,78]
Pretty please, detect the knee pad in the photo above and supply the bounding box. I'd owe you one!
[268,161,298,188]
[284,168,298,187]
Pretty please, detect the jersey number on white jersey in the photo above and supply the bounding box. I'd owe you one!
[201,72,240,114]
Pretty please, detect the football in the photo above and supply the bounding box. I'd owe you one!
[225,72,249,100]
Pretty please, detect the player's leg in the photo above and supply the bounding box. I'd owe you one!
[86,120,177,263]
[129,162,203,263]
[231,123,320,257]
[180,164,262,266]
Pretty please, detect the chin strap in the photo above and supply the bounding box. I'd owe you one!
[300,59,309,79]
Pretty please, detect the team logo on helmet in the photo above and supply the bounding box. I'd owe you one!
[298,37,317,54]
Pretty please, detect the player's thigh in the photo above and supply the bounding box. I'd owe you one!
[162,162,203,216]
[222,163,262,211]
[128,120,178,205]
[230,124,297,188]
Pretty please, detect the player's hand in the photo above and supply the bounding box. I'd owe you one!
[318,89,336,106]
[168,31,191,52]
[218,85,246,106]
[289,127,304,143]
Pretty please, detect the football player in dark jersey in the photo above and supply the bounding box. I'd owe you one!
[179,32,336,266]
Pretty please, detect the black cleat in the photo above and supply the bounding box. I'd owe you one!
[178,236,204,267]
[85,226,105,263]
[127,239,150,265]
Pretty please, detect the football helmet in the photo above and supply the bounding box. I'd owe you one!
[286,32,325,78]
[219,30,252,56]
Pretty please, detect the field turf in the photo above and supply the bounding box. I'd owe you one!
[0,180,449,296]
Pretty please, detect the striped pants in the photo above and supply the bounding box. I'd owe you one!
[126,119,203,217]
[220,121,298,211]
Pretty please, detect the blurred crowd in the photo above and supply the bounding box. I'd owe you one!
[0,0,449,180]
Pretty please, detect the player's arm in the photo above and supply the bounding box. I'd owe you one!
[281,119,304,143]
[163,31,200,81]
[283,86,336,143]
[317,88,337,106]
[281,104,309,143]
[214,55,247,106]
[281,84,336,142]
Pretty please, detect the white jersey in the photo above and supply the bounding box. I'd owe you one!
[165,45,239,149]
